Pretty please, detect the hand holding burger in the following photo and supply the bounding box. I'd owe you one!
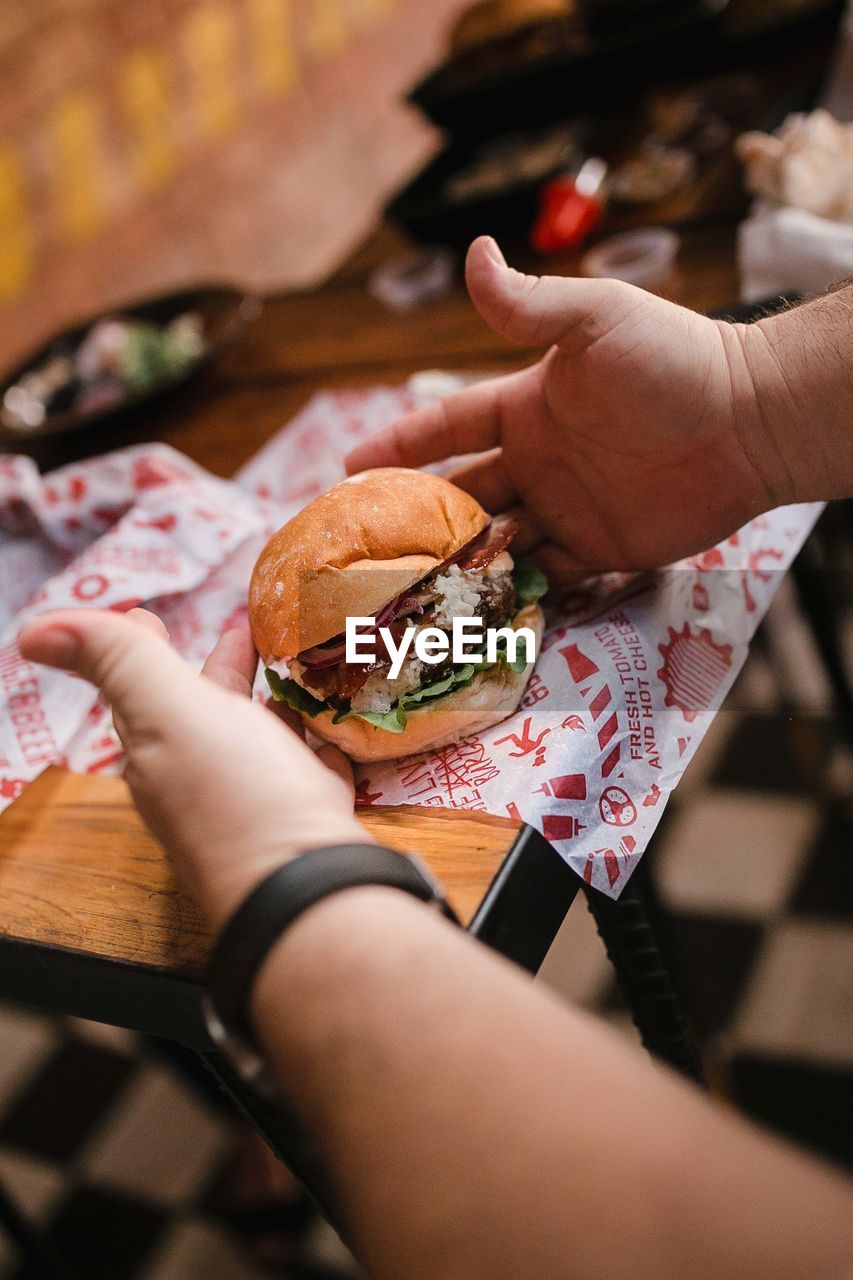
[17,609,367,931]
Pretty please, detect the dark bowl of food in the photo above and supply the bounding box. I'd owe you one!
[0,286,262,443]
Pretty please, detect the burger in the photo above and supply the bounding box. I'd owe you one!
[248,467,547,762]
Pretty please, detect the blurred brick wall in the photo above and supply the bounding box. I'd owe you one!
[0,0,465,373]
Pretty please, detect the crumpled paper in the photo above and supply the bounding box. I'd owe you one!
[0,385,821,897]
[737,109,853,222]
[736,109,853,300]
[737,203,853,302]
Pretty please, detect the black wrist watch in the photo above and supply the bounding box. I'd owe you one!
[202,843,458,1089]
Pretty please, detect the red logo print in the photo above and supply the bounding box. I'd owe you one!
[521,673,549,706]
[599,786,637,827]
[133,514,177,533]
[354,779,383,806]
[542,814,586,841]
[657,624,732,723]
[693,583,709,611]
[72,573,109,602]
[559,643,599,684]
[92,504,126,525]
[541,773,586,800]
[741,548,785,613]
[494,717,550,764]
[604,849,622,887]
[688,548,724,571]
[132,457,183,489]
[580,679,622,778]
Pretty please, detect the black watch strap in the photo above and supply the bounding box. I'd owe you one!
[206,843,457,1048]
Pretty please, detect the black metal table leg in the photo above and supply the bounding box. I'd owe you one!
[790,542,853,748]
[197,1049,340,1223]
[468,826,704,1084]
[582,875,706,1087]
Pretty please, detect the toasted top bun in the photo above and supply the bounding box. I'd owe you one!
[249,468,489,659]
[305,603,544,762]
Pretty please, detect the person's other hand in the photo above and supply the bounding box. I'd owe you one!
[18,608,368,930]
[346,237,791,582]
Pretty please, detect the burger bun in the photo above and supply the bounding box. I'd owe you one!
[250,468,489,659]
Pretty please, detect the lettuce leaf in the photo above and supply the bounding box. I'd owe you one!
[265,573,546,735]
[488,632,529,675]
[337,703,407,733]
[403,663,476,705]
[265,669,326,717]
[512,559,548,606]
[334,663,478,734]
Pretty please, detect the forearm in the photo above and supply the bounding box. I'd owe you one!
[738,284,853,505]
[248,886,853,1280]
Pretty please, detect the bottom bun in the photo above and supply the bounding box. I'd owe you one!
[305,603,544,763]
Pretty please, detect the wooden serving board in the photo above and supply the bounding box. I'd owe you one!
[0,768,518,978]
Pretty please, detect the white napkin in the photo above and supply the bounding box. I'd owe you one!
[738,202,853,302]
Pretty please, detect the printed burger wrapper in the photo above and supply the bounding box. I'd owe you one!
[0,384,822,898]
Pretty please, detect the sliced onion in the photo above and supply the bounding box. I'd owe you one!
[298,638,349,668]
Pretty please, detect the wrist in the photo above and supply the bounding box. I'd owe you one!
[203,850,455,1088]
[717,319,802,510]
[200,818,375,935]
[249,885,444,1062]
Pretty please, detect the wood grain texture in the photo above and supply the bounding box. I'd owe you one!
[0,768,516,976]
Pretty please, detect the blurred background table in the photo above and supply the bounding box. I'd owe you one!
[20,219,740,477]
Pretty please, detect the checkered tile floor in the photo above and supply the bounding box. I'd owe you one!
[0,588,851,1276]
[0,1017,358,1278]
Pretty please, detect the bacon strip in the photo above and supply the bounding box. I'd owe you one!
[301,660,380,700]
[296,515,518,680]
[455,515,519,571]
[300,624,408,698]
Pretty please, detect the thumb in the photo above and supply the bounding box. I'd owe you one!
[465,235,626,349]
[316,742,355,797]
[18,609,199,738]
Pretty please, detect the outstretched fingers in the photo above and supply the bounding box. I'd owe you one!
[344,373,523,474]
[201,627,258,698]
[447,449,518,512]
[465,235,622,351]
[531,542,595,587]
[18,609,199,742]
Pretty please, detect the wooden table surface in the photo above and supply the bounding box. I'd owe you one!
[0,222,740,976]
